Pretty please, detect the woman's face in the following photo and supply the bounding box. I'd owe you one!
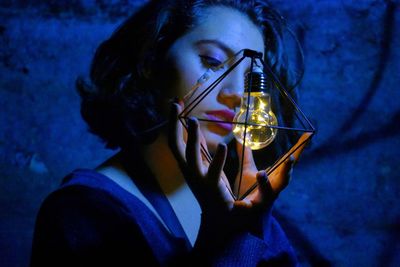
[165,6,265,153]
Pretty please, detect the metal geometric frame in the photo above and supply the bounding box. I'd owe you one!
[179,49,315,200]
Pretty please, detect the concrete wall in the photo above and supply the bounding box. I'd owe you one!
[0,1,399,266]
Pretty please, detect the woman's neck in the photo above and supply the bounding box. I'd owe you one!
[141,133,186,195]
[97,133,201,245]
[142,133,201,245]
[96,133,186,196]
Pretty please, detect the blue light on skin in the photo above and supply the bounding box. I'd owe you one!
[164,5,265,154]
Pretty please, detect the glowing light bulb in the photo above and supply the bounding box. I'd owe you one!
[232,70,278,150]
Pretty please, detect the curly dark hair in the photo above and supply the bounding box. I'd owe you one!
[76,0,302,158]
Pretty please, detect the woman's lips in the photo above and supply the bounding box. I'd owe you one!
[204,109,236,132]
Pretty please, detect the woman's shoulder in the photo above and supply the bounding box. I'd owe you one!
[36,168,168,228]
[37,169,135,218]
[60,168,131,197]
[30,169,161,266]
[36,168,156,224]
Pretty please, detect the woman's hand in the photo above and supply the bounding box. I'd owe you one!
[168,101,309,216]
[233,142,294,212]
[234,132,311,211]
[168,102,235,213]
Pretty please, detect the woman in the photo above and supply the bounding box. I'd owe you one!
[31,0,306,266]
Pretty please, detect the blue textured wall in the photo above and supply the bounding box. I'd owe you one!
[0,1,399,266]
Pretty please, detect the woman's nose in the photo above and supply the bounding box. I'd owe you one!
[217,88,241,110]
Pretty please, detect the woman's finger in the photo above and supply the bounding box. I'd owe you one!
[256,171,269,195]
[186,117,203,176]
[207,143,227,185]
[269,155,295,194]
[292,132,312,163]
[234,140,258,197]
[196,122,212,164]
[236,140,257,172]
[274,132,311,168]
[256,171,275,203]
[168,102,186,165]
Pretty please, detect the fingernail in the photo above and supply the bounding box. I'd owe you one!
[258,171,267,181]
[188,117,196,128]
[170,103,178,113]
[171,96,179,103]
[217,143,226,151]
[261,171,267,180]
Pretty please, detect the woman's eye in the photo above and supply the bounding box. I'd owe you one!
[199,55,222,69]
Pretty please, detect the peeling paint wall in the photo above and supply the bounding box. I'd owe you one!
[1,1,399,266]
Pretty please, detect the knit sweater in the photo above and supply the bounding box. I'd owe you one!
[30,169,298,267]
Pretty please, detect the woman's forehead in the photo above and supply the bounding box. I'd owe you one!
[184,5,265,54]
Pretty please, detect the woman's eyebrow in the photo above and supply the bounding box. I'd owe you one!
[194,39,235,56]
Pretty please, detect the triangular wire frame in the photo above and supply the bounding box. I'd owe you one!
[178,49,315,201]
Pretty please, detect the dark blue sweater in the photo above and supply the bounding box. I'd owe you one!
[31,169,299,266]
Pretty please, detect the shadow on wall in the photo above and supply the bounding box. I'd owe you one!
[302,0,398,163]
[276,2,399,267]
